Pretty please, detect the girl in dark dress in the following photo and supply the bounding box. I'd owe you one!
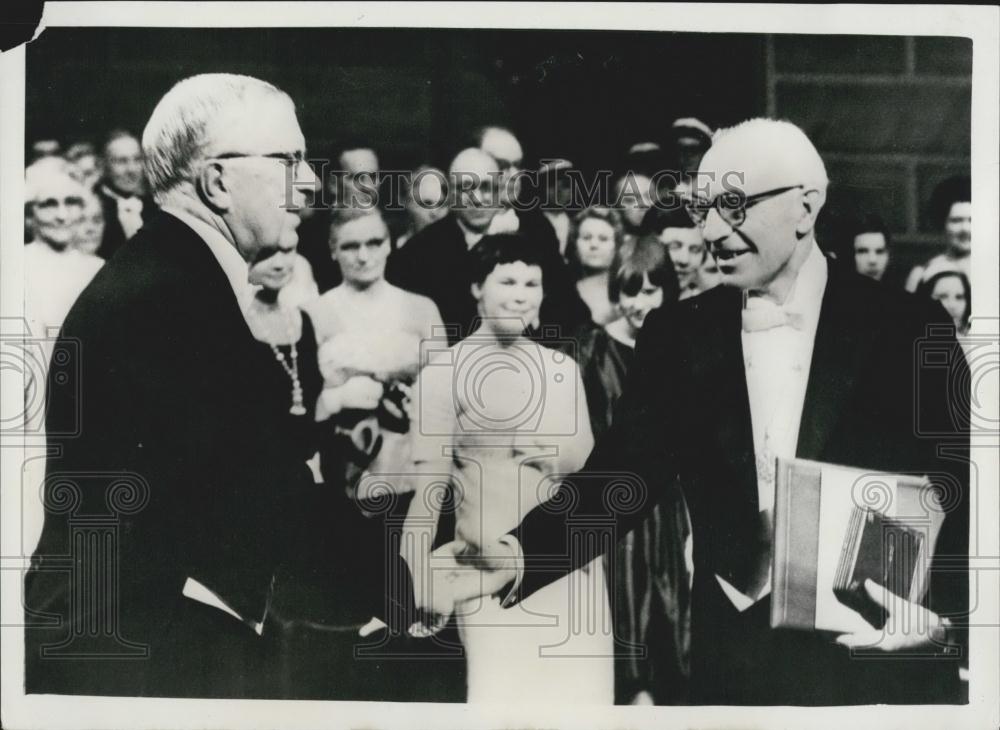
[577,234,693,705]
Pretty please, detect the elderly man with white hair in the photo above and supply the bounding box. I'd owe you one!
[450,118,969,705]
[23,158,104,341]
[24,73,418,699]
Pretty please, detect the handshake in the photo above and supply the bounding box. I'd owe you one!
[402,539,520,637]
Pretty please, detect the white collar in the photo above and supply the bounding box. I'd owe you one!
[161,207,253,314]
[745,242,827,329]
[100,183,140,202]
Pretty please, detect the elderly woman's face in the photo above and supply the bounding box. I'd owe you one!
[31,173,85,249]
[74,194,105,255]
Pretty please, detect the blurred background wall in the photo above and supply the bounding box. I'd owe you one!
[26,28,970,282]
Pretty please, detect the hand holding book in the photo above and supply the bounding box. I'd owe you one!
[834,579,951,652]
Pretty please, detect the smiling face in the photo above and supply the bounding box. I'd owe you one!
[30,172,86,250]
[331,213,391,287]
[450,148,502,233]
[617,273,664,331]
[209,95,318,264]
[575,216,617,271]
[104,135,145,196]
[944,201,971,255]
[661,226,705,288]
[853,231,889,281]
[472,260,543,338]
[695,132,821,297]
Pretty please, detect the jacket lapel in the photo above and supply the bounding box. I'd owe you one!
[796,266,877,460]
[698,290,759,513]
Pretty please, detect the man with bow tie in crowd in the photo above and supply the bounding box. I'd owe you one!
[448,118,970,705]
[94,129,157,259]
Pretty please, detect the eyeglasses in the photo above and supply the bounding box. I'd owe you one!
[209,151,310,174]
[685,185,803,229]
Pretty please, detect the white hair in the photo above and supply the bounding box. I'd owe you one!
[24,157,79,204]
[712,118,828,197]
[141,73,289,200]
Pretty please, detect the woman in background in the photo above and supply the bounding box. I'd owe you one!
[918,270,972,343]
[405,234,612,704]
[244,244,323,460]
[305,207,443,496]
[577,235,692,705]
[566,206,626,326]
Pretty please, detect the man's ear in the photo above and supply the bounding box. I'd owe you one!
[795,188,824,235]
[197,160,230,214]
[470,281,483,301]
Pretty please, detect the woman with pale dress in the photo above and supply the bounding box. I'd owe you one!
[566,206,626,326]
[305,207,443,496]
[404,234,613,704]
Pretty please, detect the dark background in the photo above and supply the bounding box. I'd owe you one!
[25,27,971,282]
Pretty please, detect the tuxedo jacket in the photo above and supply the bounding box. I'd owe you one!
[24,212,414,697]
[387,213,590,345]
[94,184,158,260]
[510,263,970,704]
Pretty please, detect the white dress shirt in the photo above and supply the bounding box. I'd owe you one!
[100,184,145,241]
[543,210,570,258]
[716,242,828,610]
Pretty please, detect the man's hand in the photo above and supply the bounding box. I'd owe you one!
[835,579,950,652]
[405,540,520,637]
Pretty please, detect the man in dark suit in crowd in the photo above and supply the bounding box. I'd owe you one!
[452,118,970,705]
[24,74,415,699]
[93,130,157,259]
[388,146,590,345]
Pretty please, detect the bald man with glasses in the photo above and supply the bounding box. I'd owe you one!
[448,118,970,706]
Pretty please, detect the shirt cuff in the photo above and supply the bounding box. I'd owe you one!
[496,534,524,608]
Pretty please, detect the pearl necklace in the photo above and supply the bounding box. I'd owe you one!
[260,307,306,417]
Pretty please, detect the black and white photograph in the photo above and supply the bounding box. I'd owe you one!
[1,3,997,729]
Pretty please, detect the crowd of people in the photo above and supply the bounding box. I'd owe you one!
[22,73,972,706]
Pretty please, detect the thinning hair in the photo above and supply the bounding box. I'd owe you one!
[710,117,829,200]
[141,73,289,200]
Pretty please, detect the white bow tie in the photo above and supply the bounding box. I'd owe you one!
[742,296,804,332]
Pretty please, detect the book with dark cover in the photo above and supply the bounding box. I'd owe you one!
[832,507,925,629]
[771,458,945,633]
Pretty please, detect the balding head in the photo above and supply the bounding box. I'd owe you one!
[692,118,828,301]
[449,148,502,234]
[698,118,827,207]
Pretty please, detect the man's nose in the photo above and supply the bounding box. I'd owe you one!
[701,208,732,247]
[295,162,321,194]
